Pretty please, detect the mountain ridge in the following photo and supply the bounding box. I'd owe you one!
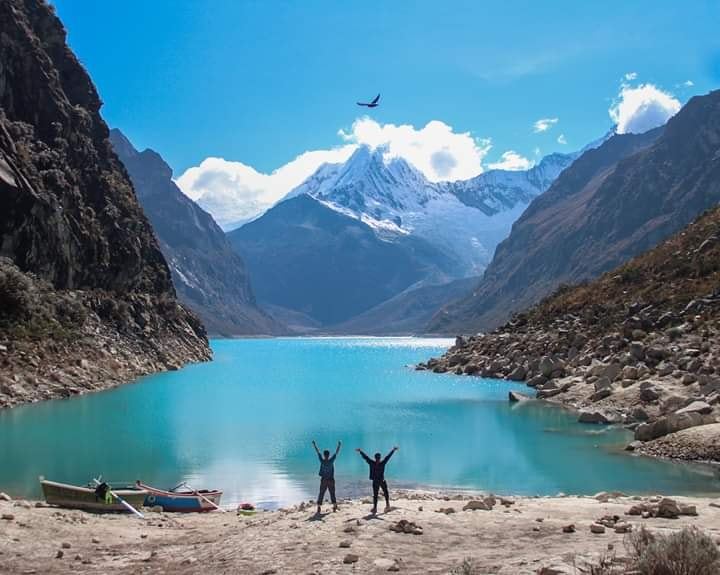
[0,0,209,408]
[110,129,284,336]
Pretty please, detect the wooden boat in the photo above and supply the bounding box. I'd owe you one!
[40,478,147,513]
[136,481,223,512]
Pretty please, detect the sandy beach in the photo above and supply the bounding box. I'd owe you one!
[1,490,719,574]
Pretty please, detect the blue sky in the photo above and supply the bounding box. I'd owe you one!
[53,0,719,225]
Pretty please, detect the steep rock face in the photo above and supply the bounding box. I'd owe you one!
[0,0,210,408]
[229,194,459,325]
[430,104,720,333]
[110,129,283,336]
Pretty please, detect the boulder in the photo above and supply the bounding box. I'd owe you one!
[508,390,532,403]
[639,387,660,402]
[0,492,11,502]
[590,523,606,534]
[634,412,713,441]
[622,366,639,380]
[657,498,680,519]
[343,554,360,564]
[463,500,491,511]
[578,409,623,424]
[527,374,548,388]
[373,558,399,571]
[507,365,527,381]
[675,401,712,416]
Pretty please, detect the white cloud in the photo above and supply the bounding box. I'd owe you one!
[684,80,694,87]
[624,72,638,81]
[175,147,355,229]
[533,117,559,133]
[557,133,567,145]
[176,118,492,228]
[338,118,491,182]
[609,83,681,135]
[487,150,533,171]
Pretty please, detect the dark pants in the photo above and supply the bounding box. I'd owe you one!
[372,479,389,510]
[317,478,336,505]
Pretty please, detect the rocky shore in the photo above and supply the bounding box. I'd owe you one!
[420,204,720,464]
[1,490,718,574]
[419,304,720,463]
[0,260,211,410]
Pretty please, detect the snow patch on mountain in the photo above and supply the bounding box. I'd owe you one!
[284,145,577,274]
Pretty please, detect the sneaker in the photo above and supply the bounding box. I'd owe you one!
[371,507,377,515]
[384,505,391,513]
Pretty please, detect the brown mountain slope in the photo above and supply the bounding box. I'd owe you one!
[0,0,209,408]
[430,88,720,334]
[424,205,720,460]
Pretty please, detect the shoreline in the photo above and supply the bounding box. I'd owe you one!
[1,490,718,574]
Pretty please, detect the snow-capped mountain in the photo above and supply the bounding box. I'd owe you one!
[286,145,577,274]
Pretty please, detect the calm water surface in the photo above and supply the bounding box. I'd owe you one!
[0,338,717,507]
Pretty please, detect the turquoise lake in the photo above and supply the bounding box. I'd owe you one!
[0,337,717,508]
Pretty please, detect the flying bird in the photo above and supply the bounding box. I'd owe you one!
[357,93,380,108]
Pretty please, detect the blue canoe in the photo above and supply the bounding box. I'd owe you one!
[136,481,223,512]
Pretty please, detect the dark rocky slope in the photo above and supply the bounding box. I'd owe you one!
[329,276,479,335]
[423,204,720,461]
[0,0,210,408]
[229,194,460,326]
[432,89,720,333]
[110,129,283,336]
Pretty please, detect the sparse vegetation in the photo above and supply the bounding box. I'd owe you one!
[583,527,720,575]
[450,557,479,575]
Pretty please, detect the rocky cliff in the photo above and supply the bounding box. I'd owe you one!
[0,0,210,408]
[432,89,720,333]
[423,203,720,462]
[110,129,283,336]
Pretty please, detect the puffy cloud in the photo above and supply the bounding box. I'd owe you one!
[609,83,681,135]
[177,118,492,228]
[176,147,355,229]
[684,80,694,87]
[338,118,491,182]
[624,72,638,81]
[557,133,567,145]
[487,150,533,171]
[533,117,558,133]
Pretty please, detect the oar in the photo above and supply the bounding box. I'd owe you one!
[183,482,226,512]
[93,478,144,519]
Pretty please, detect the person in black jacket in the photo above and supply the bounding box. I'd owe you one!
[355,446,398,514]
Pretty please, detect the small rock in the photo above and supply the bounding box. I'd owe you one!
[463,500,491,511]
[1,513,14,521]
[590,523,606,534]
[373,558,399,571]
[679,504,698,516]
[675,401,712,416]
[339,540,352,548]
[61,542,71,549]
[55,550,64,559]
[562,524,575,533]
[91,537,100,544]
[181,557,197,566]
[343,553,360,564]
[0,492,11,502]
[614,522,632,533]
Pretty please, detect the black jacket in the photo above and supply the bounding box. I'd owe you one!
[360,450,395,482]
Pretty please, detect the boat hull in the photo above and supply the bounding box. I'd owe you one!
[137,482,223,512]
[40,479,147,513]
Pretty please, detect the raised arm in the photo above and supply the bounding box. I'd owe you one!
[355,448,371,464]
[311,440,321,457]
[383,446,398,464]
[335,440,342,456]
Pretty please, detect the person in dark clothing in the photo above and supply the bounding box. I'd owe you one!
[312,440,341,515]
[355,446,398,514]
